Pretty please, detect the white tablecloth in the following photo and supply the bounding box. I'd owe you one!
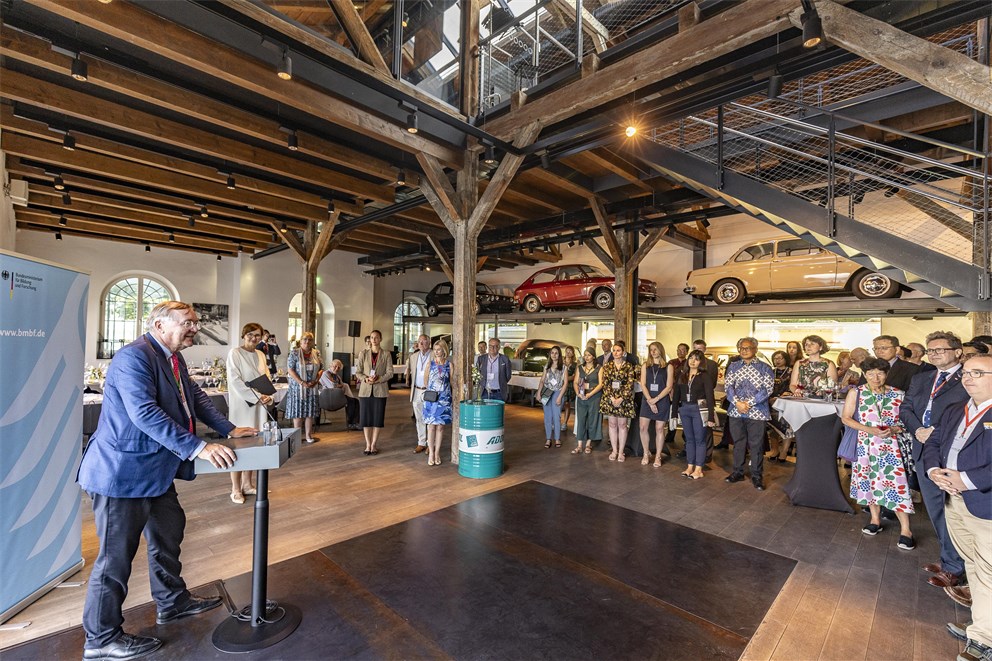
[773,397,845,431]
[509,374,541,390]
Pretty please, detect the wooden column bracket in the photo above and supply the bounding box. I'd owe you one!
[589,197,623,264]
[625,228,665,276]
[269,221,307,262]
[426,235,456,282]
[328,0,390,73]
[586,239,615,272]
[307,212,339,271]
[417,153,464,223]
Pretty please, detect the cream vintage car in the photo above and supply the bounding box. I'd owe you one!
[683,238,901,305]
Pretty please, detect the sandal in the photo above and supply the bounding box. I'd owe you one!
[653,454,662,468]
[242,487,257,495]
[571,446,582,454]
[617,454,626,463]
[230,492,245,504]
[555,440,561,448]
[608,452,617,461]
[369,449,379,455]
[641,457,649,465]
[584,447,592,454]
[545,440,552,449]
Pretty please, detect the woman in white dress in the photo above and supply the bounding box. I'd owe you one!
[226,323,273,504]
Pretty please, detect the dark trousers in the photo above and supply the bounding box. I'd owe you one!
[681,403,707,466]
[83,484,189,647]
[919,468,965,576]
[730,417,766,480]
[345,396,359,426]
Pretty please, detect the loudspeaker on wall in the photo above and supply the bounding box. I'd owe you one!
[347,320,361,338]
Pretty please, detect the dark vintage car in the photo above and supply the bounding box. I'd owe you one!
[514,339,575,373]
[513,264,657,313]
[424,282,515,317]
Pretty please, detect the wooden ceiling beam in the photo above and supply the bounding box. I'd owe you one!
[0,26,410,187]
[483,0,797,139]
[525,166,596,199]
[23,0,462,166]
[17,209,248,253]
[0,69,388,204]
[1,132,323,221]
[326,0,389,73]
[583,149,654,192]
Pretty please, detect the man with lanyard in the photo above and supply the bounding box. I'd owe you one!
[901,332,968,592]
[77,301,256,660]
[476,337,512,402]
[406,334,432,454]
[923,355,992,661]
[724,336,774,491]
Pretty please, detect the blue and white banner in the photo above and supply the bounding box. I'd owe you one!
[0,250,88,622]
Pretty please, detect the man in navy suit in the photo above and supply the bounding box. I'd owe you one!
[78,301,257,660]
[923,355,992,661]
[860,334,920,391]
[901,332,969,589]
[476,337,513,401]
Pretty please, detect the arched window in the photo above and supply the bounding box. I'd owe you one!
[394,299,426,354]
[99,275,173,358]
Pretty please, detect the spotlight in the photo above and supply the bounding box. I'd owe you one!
[767,73,783,98]
[567,239,575,247]
[237,243,243,253]
[327,200,335,214]
[145,244,151,252]
[800,0,823,49]
[540,151,551,169]
[59,215,67,226]
[700,218,711,228]
[406,111,418,134]
[396,169,406,186]
[187,215,195,227]
[217,253,222,261]
[287,131,299,151]
[402,12,409,28]
[63,134,76,150]
[53,175,65,190]
[199,204,208,218]
[62,192,71,205]
[55,231,62,240]
[425,265,431,271]
[640,229,648,237]
[624,125,637,138]
[98,0,113,3]
[484,142,497,165]
[280,222,288,233]
[277,50,293,80]
[70,55,88,82]
[271,231,278,242]
[168,232,176,243]
[226,174,236,189]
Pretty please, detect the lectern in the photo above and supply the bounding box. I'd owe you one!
[194,428,301,652]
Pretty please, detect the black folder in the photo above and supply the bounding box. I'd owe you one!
[246,374,277,395]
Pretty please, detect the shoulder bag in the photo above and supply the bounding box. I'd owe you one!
[837,389,860,462]
[424,359,439,402]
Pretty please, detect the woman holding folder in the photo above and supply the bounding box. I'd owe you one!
[226,322,273,504]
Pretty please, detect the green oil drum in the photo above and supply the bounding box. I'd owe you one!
[458,400,504,478]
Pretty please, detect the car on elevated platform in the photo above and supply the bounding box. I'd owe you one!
[683,238,902,305]
[514,264,657,313]
[425,282,515,317]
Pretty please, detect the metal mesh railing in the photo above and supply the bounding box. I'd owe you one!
[647,22,988,272]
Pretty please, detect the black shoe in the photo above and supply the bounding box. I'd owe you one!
[898,535,916,551]
[725,473,744,484]
[676,449,686,459]
[752,479,765,491]
[83,633,162,660]
[156,593,223,624]
[880,507,897,521]
[862,522,884,536]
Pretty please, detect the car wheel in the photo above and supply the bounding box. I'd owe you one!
[426,303,439,317]
[852,270,899,299]
[592,288,614,310]
[523,296,542,313]
[712,279,746,305]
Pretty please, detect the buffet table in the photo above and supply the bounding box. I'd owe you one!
[773,397,853,513]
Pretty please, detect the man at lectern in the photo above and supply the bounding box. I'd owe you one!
[77,301,257,660]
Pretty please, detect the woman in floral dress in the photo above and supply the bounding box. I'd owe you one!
[788,334,838,395]
[841,357,915,550]
[599,343,637,462]
[422,339,452,466]
[286,331,322,444]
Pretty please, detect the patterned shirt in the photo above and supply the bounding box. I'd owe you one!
[724,359,775,420]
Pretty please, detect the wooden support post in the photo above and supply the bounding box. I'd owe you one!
[972,312,992,339]
[302,221,318,336]
[613,231,635,349]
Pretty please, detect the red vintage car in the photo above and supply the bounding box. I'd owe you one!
[513,264,657,312]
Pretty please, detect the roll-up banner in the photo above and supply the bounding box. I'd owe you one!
[0,249,88,623]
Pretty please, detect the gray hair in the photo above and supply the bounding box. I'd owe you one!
[145,301,192,331]
[925,331,963,351]
[738,336,759,349]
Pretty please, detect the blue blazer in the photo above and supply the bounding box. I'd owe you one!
[899,368,967,463]
[922,403,992,520]
[78,334,235,498]
[475,353,513,401]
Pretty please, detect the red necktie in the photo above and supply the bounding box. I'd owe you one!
[170,354,194,433]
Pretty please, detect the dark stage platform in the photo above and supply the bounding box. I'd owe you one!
[6,482,795,660]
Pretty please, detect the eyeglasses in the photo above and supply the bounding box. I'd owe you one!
[925,347,954,355]
[739,346,757,352]
[962,369,992,379]
[873,345,895,350]
[177,320,201,331]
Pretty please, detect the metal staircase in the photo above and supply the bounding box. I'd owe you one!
[637,98,989,311]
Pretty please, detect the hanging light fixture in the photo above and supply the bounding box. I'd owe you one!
[401,12,409,28]
[327,200,335,215]
[226,174,236,189]
[280,222,288,233]
[287,131,299,151]
[277,49,293,80]
[396,169,406,186]
[217,253,222,261]
[624,125,637,138]
[55,231,63,240]
[800,0,823,49]
[63,133,76,150]
[168,232,176,243]
[59,215,67,226]
[540,151,551,169]
[62,192,71,205]
[187,215,195,228]
[70,55,88,82]
[53,175,66,190]
[767,72,784,98]
[483,142,497,165]
[145,243,151,252]
[199,204,208,218]
[406,111,418,134]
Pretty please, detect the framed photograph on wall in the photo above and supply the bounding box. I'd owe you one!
[191,303,229,345]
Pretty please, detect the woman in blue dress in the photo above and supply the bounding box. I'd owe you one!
[422,339,453,466]
[639,341,674,466]
[285,331,322,444]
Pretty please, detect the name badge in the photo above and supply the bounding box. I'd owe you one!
[649,383,659,393]
[369,368,376,378]
[612,381,620,390]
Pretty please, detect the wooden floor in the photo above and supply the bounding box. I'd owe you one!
[0,390,969,660]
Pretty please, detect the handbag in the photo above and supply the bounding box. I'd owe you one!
[837,390,860,463]
[539,387,553,406]
[424,390,439,403]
